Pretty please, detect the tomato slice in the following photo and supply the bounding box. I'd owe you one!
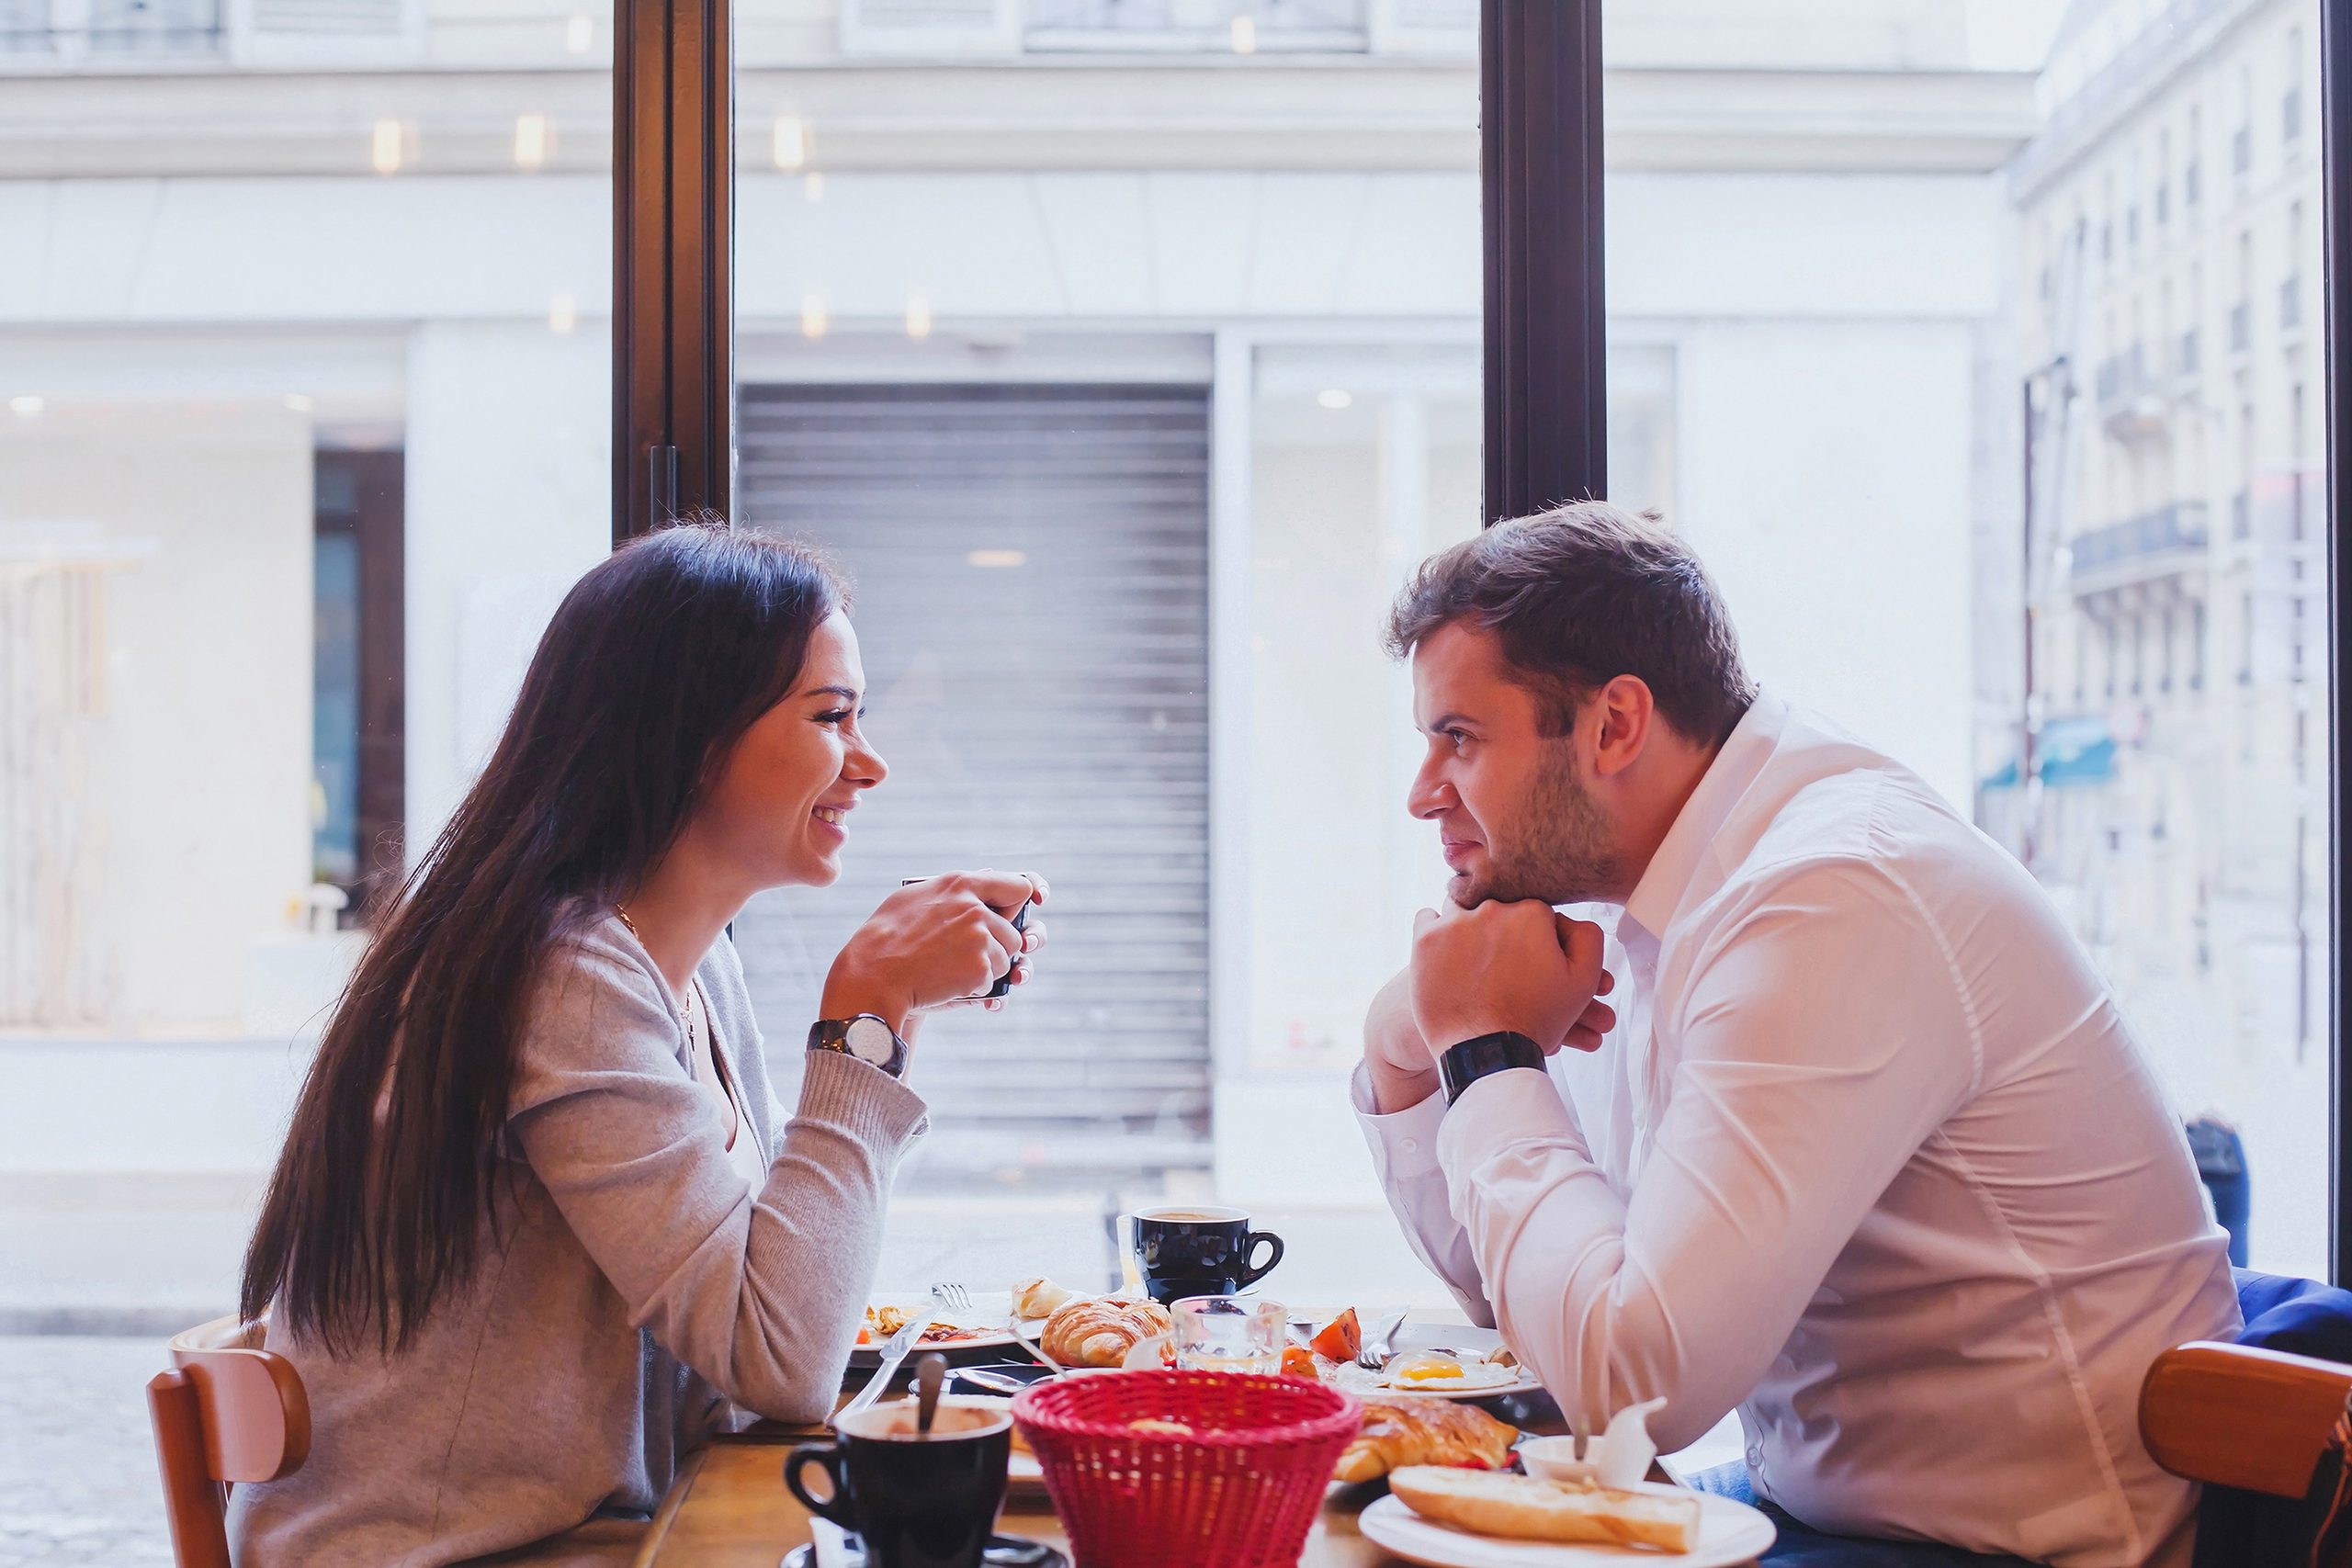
[1307,1307,1362,1363]
[1280,1343,1320,1379]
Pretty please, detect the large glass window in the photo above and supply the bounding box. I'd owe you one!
[723,12,1492,1302]
[1601,0,2331,1278]
[2,0,614,1301]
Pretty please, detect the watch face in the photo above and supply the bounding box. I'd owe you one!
[842,1016,897,1066]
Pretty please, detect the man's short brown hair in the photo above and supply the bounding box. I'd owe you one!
[1385,502,1756,746]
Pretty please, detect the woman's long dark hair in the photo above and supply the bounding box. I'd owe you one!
[242,521,843,1354]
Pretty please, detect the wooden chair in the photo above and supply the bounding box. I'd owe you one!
[2141,1339,2351,1500]
[147,1314,310,1568]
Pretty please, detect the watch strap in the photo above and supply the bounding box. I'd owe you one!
[1438,1031,1546,1104]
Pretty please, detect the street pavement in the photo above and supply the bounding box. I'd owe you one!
[1,1337,176,1568]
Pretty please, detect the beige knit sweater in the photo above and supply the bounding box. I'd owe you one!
[230,913,927,1566]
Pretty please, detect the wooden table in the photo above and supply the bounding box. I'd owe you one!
[632,1354,1596,1568]
[632,1427,1409,1568]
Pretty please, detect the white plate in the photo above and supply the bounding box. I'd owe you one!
[849,1292,1021,1361]
[1327,1322,1542,1401]
[1359,1488,1774,1567]
[1329,1360,1543,1402]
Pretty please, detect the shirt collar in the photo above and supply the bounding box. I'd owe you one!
[1618,689,1787,949]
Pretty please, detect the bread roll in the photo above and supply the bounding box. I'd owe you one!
[1012,1277,1075,1319]
[1332,1397,1519,1483]
[1387,1466,1702,1552]
[1041,1297,1171,1368]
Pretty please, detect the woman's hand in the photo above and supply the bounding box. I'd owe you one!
[821,870,1049,1036]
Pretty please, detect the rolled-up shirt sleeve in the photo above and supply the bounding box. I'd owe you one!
[1435,861,1980,1450]
[1351,1064,1497,1326]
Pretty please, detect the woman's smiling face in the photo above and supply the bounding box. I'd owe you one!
[697,610,888,888]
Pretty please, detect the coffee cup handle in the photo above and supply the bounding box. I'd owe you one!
[783,1441,856,1530]
[1238,1230,1284,1288]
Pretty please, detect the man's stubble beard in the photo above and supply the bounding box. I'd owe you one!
[1453,739,1625,908]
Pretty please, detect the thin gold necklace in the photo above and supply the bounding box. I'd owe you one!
[620,907,733,1116]
[615,904,701,1028]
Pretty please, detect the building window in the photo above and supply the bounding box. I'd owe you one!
[2284,200,2305,333]
[2234,65,2255,177]
[2186,106,2204,211]
[2284,25,2305,144]
[2191,601,2208,692]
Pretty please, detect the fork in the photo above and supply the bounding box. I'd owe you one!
[931,1281,973,1313]
[1357,1308,1408,1371]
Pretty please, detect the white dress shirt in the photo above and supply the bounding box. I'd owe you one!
[1356,692,2239,1567]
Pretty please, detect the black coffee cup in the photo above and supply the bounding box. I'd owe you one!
[785,1402,1012,1568]
[1126,1204,1284,1305]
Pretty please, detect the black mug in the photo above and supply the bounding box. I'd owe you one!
[785,1402,1012,1568]
[1125,1204,1284,1305]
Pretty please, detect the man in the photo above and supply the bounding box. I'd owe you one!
[1356,502,2238,1566]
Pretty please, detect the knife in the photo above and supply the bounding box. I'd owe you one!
[1009,1314,1068,1373]
[834,1311,934,1427]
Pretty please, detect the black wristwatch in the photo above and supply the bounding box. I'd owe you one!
[808,1014,911,1079]
[1438,1032,1546,1104]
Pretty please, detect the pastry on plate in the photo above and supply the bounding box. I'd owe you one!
[1333,1397,1519,1483]
[1387,1466,1702,1552]
[1012,1277,1075,1319]
[1042,1296,1171,1368]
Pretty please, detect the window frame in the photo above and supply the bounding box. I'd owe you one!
[605,0,2352,1283]
[613,0,734,544]
[2324,0,2351,1284]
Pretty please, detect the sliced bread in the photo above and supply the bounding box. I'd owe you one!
[1388,1465,1702,1552]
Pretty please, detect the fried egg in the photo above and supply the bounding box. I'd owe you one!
[1381,1351,1521,1392]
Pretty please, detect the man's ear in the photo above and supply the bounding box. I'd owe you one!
[1589,676,1656,780]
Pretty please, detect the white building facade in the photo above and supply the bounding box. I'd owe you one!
[1996,0,2329,1277]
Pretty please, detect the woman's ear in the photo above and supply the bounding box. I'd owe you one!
[1589,676,1657,780]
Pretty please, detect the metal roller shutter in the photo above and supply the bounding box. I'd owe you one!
[733,382,1212,1191]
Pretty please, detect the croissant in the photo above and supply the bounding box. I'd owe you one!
[1333,1395,1520,1483]
[1041,1297,1171,1368]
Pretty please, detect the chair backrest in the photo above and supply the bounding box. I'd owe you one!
[2140,1338,2351,1497]
[148,1314,310,1568]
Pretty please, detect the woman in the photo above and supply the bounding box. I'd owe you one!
[229,523,1046,1565]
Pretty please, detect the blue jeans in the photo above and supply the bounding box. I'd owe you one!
[1690,1463,2038,1566]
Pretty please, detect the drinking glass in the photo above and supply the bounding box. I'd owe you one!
[1170,1295,1286,1375]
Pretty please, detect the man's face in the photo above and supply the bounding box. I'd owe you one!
[1408,621,1626,907]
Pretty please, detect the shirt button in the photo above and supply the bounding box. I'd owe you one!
[1401,1139,1420,1155]
[1746,1445,1763,1468]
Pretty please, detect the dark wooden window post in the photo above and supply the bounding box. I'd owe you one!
[1482,0,1608,522]
[614,0,735,544]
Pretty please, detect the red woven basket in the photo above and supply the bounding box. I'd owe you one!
[1011,1371,1360,1568]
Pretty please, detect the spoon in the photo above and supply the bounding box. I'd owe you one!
[914,1352,946,1435]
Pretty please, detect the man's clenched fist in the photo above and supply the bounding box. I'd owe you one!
[1408,900,1615,1072]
